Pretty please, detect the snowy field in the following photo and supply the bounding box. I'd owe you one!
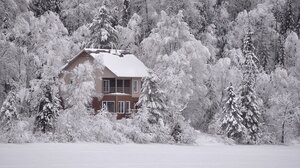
[0,143,300,168]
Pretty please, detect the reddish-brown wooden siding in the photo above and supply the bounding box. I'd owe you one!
[92,95,138,113]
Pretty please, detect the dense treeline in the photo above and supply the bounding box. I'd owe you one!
[0,0,300,144]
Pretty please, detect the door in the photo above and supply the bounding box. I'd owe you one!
[118,101,130,113]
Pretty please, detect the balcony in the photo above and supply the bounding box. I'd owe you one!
[104,87,131,94]
[103,78,131,94]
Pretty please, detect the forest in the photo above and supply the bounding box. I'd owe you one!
[0,0,300,144]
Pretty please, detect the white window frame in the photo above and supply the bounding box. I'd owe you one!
[102,101,115,112]
[132,80,139,93]
[103,80,110,93]
[118,101,130,113]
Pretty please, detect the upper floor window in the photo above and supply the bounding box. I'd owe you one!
[133,80,139,93]
[103,80,110,93]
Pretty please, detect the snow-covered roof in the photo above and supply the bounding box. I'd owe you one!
[86,48,148,78]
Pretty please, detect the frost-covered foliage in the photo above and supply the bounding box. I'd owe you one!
[117,13,142,53]
[63,62,96,109]
[88,3,118,49]
[0,39,25,106]
[0,91,19,130]
[142,11,210,129]
[268,68,300,143]
[137,70,166,125]
[29,0,63,17]
[1,0,300,145]
[136,70,196,144]
[239,30,261,144]
[284,31,300,68]
[226,2,278,71]
[141,10,195,68]
[221,83,245,142]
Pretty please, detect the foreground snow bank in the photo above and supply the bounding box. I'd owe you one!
[0,143,299,168]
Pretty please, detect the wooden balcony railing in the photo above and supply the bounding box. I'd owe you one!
[104,87,131,94]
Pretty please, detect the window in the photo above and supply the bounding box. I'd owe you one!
[102,101,115,112]
[118,101,130,113]
[103,80,110,93]
[133,80,139,93]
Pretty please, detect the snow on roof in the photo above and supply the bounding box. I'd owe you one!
[106,93,131,96]
[85,48,148,78]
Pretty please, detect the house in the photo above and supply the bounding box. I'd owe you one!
[60,48,148,118]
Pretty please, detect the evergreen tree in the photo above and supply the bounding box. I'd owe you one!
[34,81,60,133]
[201,78,219,132]
[296,12,300,37]
[88,3,118,49]
[239,30,261,144]
[280,0,296,35]
[121,0,131,26]
[276,34,286,67]
[137,70,166,125]
[0,90,19,130]
[221,83,244,141]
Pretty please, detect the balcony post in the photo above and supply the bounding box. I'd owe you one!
[115,78,117,93]
[122,80,124,93]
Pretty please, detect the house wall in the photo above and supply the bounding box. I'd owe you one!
[61,51,93,84]
[92,95,139,112]
[94,68,117,96]
[60,51,118,97]
[131,77,142,98]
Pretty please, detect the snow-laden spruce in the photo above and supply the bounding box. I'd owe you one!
[0,90,19,131]
[34,80,60,133]
[221,83,245,142]
[88,2,117,49]
[239,30,261,144]
[137,70,166,125]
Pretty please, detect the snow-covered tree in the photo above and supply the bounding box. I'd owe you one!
[280,0,296,35]
[0,39,25,105]
[284,31,300,68]
[226,3,278,71]
[239,30,261,144]
[137,70,166,125]
[269,68,300,143]
[29,0,63,17]
[57,59,106,141]
[121,0,131,26]
[221,83,245,141]
[297,13,300,37]
[117,13,142,52]
[34,81,60,133]
[276,34,286,67]
[88,4,118,49]
[11,11,76,85]
[0,90,19,130]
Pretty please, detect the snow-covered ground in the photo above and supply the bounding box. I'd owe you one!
[0,143,300,168]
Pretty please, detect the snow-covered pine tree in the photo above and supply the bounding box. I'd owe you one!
[137,70,166,125]
[221,83,244,141]
[34,81,60,133]
[239,30,261,144]
[121,0,131,26]
[88,3,118,49]
[0,90,19,130]
[276,34,286,67]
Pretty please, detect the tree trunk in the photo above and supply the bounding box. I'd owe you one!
[281,120,285,144]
